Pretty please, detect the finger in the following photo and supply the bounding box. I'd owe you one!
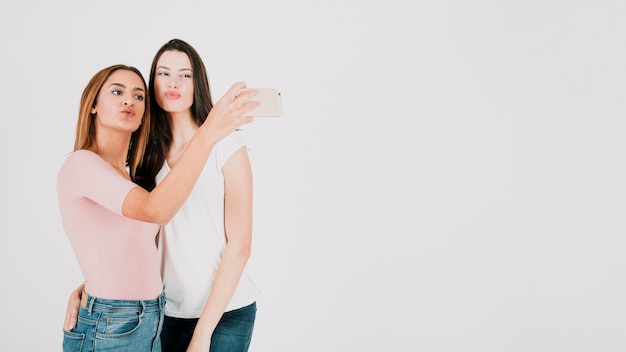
[233,89,259,116]
[64,312,76,331]
[225,82,247,100]
[237,88,258,103]
[240,99,261,115]
[240,116,255,125]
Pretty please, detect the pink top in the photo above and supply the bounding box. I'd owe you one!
[57,150,162,300]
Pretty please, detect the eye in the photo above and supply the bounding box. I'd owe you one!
[158,71,170,76]
[112,89,122,96]
[181,73,192,78]
[135,95,145,101]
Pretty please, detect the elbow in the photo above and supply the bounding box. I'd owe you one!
[123,189,174,225]
[238,243,252,260]
[141,199,176,225]
[230,241,252,261]
[153,212,172,226]
[152,214,172,226]
[140,206,173,226]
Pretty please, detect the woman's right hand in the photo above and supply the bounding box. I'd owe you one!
[201,82,257,141]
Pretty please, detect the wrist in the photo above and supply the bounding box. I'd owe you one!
[193,319,217,339]
[192,127,219,150]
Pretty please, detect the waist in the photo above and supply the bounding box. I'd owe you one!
[81,291,164,313]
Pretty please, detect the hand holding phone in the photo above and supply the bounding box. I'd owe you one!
[239,88,283,117]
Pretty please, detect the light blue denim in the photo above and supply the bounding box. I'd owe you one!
[63,292,165,352]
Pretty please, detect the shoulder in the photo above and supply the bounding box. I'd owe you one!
[59,150,109,178]
[221,130,246,147]
[216,131,247,155]
[215,131,248,167]
[63,149,100,164]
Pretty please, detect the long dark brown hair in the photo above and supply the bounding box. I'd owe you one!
[135,39,214,190]
[76,64,151,181]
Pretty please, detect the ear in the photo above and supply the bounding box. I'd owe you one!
[91,106,97,114]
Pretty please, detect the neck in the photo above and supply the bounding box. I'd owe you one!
[164,111,199,167]
[168,110,199,146]
[94,131,132,178]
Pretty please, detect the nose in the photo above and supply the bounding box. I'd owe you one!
[168,77,178,89]
[123,98,132,106]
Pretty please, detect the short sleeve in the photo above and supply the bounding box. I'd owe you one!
[57,150,138,215]
[216,130,248,169]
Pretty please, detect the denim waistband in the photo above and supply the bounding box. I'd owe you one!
[83,292,165,315]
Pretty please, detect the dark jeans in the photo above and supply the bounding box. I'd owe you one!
[161,302,256,352]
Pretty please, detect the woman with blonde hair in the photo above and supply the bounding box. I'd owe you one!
[58,64,257,351]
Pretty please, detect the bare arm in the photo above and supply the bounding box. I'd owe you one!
[187,146,254,351]
[123,83,257,225]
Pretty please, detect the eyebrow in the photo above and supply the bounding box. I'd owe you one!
[108,82,145,92]
[156,66,193,72]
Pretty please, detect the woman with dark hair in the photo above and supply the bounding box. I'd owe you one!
[59,63,256,351]
[142,39,260,352]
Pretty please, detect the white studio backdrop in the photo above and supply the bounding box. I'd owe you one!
[1,1,625,351]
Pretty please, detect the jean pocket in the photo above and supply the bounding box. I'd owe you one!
[97,312,142,338]
[62,329,86,352]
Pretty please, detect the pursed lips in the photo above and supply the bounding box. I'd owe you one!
[164,91,181,99]
[121,108,135,116]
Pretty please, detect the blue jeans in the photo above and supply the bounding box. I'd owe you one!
[161,302,257,352]
[63,293,165,352]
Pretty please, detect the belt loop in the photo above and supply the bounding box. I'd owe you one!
[87,296,95,316]
[140,300,146,318]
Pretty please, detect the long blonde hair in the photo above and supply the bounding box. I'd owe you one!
[74,64,151,181]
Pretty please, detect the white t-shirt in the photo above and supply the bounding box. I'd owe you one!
[156,131,259,318]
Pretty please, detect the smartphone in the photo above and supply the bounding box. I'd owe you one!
[239,88,283,117]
